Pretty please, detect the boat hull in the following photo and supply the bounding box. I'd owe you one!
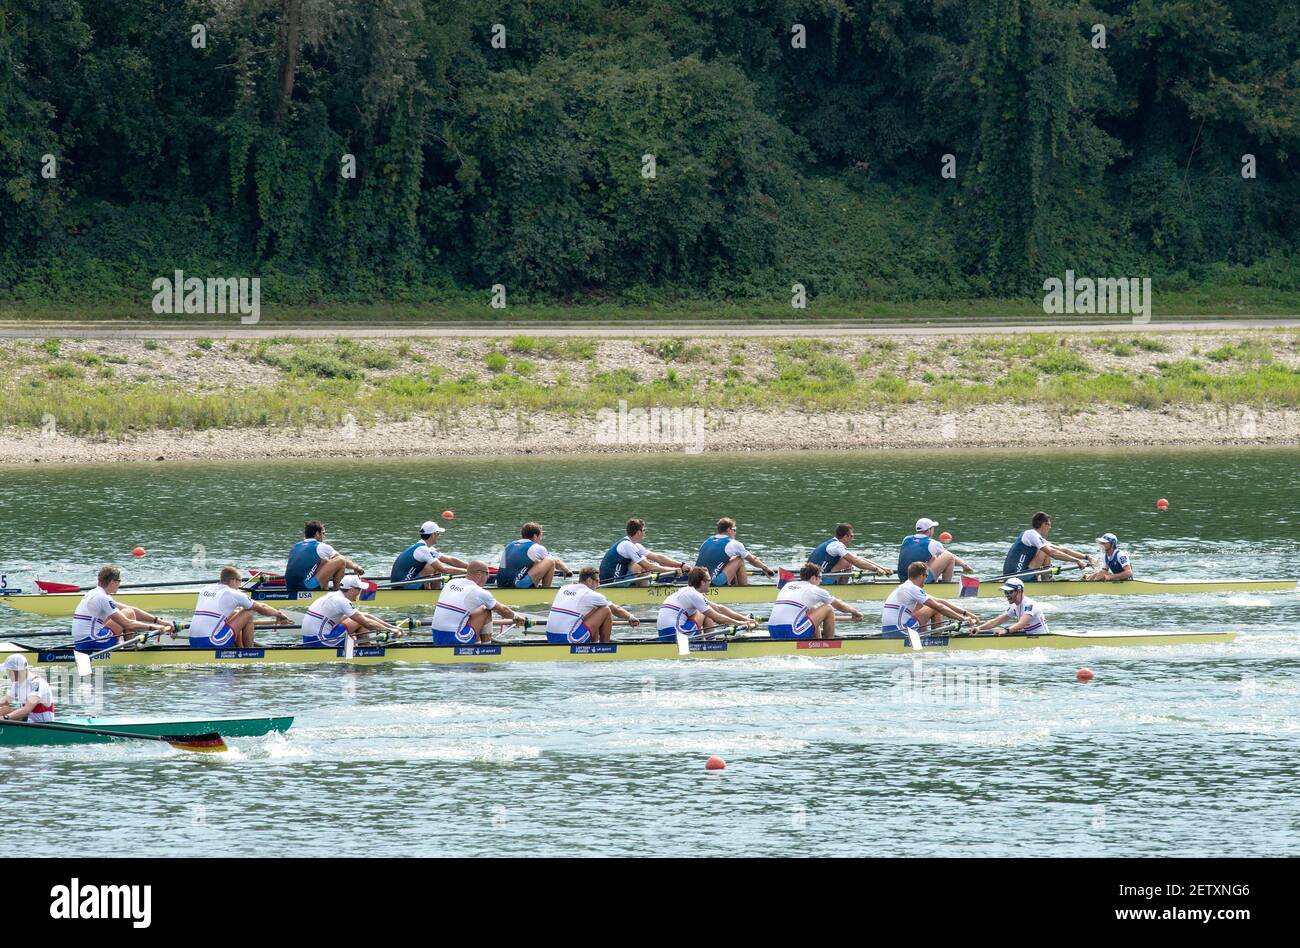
[9,630,1235,669]
[0,578,1293,616]
[0,715,293,747]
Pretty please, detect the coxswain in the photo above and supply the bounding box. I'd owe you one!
[598,518,688,585]
[545,567,641,644]
[284,520,365,593]
[1083,533,1133,582]
[897,518,973,583]
[1,655,55,723]
[768,563,863,639]
[971,578,1049,636]
[301,575,404,647]
[695,517,775,587]
[655,566,757,641]
[496,522,573,589]
[190,566,292,649]
[808,523,891,584]
[72,565,174,653]
[881,561,977,637]
[430,561,519,645]
[389,521,468,590]
[1002,512,1093,581]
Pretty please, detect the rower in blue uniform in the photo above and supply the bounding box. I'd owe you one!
[695,517,774,587]
[389,521,468,590]
[897,518,972,583]
[1002,512,1093,582]
[807,523,892,585]
[1083,532,1133,582]
[285,520,365,593]
[496,522,573,589]
[599,518,687,585]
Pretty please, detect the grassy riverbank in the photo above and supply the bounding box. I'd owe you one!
[2,331,1298,442]
[4,286,1300,325]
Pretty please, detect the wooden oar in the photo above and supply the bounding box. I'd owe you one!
[0,718,227,753]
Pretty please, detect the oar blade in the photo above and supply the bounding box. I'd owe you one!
[907,628,923,651]
[36,580,81,593]
[74,651,93,677]
[164,732,228,754]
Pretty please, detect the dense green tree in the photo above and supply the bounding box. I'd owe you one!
[0,0,1295,303]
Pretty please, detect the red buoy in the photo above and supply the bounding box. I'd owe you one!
[1077,667,1095,682]
[939,531,953,543]
[131,546,146,558]
[441,510,455,520]
[1156,498,1169,511]
[705,755,727,771]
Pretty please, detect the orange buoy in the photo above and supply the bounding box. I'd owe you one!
[441,510,455,520]
[939,531,953,543]
[1156,498,1169,511]
[705,755,727,771]
[1077,667,1095,682]
[131,546,146,558]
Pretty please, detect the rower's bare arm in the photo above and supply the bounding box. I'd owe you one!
[831,597,864,620]
[494,603,517,621]
[747,554,775,576]
[849,553,891,575]
[613,605,640,625]
[647,552,686,571]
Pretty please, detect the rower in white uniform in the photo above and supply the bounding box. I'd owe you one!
[768,564,864,640]
[881,562,977,637]
[655,566,757,641]
[389,521,468,589]
[1083,533,1133,582]
[431,561,519,645]
[190,566,292,649]
[1,655,55,723]
[301,575,404,647]
[598,518,688,585]
[72,565,175,653]
[1002,512,1093,582]
[896,518,972,583]
[971,578,1048,636]
[545,567,641,644]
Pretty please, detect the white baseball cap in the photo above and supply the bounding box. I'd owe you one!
[1000,577,1025,593]
[2,654,29,673]
[340,575,364,590]
[915,518,939,532]
[420,521,447,535]
[1096,533,1118,547]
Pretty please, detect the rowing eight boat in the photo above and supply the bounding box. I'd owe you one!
[0,715,293,747]
[2,629,1235,668]
[0,578,1293,617]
